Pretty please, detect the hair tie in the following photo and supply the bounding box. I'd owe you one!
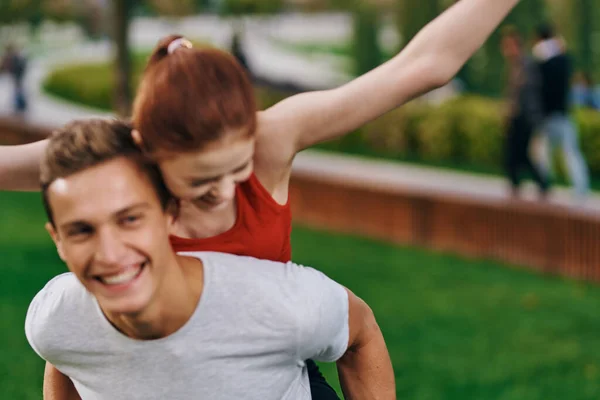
[167,38,193,55]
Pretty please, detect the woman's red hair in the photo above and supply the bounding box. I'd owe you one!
[133,35,257,155]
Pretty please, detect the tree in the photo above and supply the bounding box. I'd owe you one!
[396,0,440,50]
[218,0,283,15]
[453,0,547,97]
[147,0,197,17]
[574,0,595,75]
[0,0,41,24]
[351,4,382,76]
[113,0,133,117]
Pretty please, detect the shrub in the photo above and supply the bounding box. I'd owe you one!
[575,108,600,176]
[43,42,207,111]
[458,96,504,169]
[43,52,150,111]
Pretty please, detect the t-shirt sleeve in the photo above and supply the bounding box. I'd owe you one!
[289,264,350,363]
[24,273,73,360]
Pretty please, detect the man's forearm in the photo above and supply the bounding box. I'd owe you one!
[43,362,81,400]
[337,324,395,399]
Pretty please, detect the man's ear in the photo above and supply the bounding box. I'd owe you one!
[45,222,66,262]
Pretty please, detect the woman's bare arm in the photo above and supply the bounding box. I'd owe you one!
[258,0,521,171]
[0,139,47,191]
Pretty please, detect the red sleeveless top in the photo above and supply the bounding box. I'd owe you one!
[169,173,292,262]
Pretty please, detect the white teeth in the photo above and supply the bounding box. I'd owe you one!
[100,264,143,286]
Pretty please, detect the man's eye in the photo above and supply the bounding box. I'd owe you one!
[121,214,143,226]
[67,226,93,237]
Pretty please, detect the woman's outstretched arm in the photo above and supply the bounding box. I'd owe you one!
[0,139,47,191]
[259,0,521,162]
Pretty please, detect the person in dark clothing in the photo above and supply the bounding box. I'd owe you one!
[1,44,28,114]
[501,27,549,198]
[532,23,589,200]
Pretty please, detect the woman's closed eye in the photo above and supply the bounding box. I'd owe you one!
[188,160,252,188]
[190,177,217,188]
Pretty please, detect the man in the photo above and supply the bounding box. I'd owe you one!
[25,119,395,399]
[501,27,549,199]
[532,23,589,201]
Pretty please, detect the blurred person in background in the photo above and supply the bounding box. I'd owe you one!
[501,26,549,199]
[1,43,28,115]
[532,23,589,201]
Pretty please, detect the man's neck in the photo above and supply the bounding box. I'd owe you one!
[104,255,204,340]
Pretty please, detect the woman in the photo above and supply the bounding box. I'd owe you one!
[1,1,522,398]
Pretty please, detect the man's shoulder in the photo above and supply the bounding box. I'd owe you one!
[180,251,288,278]
[25,273,91,356]
[26,272,90,326]
[30,272,84,306]
[182,251,341,313]
[186,251,329,285]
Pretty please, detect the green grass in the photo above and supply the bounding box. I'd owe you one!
[292,228,600,400]
[2,190,600,399]
[0,191,65,399]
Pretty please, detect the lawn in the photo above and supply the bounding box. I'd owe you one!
[1,189,600,399]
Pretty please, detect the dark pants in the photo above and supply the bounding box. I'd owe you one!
[307,359,340,400]
[505,115,549,194]
[13,80,27,113]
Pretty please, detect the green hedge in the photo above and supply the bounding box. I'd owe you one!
[298,95,600,180]
[43,53,149,111]
[44,60,600,178]
[43,41,208,111]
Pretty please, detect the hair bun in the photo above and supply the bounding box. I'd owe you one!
[167,38,193,55]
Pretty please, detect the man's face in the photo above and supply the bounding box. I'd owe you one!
[46,157,173,315]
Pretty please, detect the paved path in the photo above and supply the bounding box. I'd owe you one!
[293,150,600,213]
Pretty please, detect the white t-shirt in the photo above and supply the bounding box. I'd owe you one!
[25,252,349,400]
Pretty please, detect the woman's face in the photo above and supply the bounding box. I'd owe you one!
[157,133,255,212]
